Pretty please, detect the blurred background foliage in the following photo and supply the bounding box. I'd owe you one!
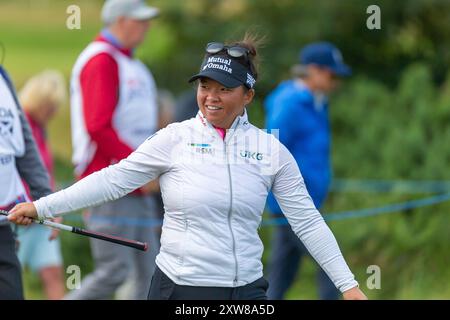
[0,0,449,299]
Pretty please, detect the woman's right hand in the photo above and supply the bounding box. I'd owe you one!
[7,202,38,226]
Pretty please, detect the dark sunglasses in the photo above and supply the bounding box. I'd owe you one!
[206,42,250,60]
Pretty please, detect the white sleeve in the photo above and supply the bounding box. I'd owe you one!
[271,142,359,293]
[34,126,176,219]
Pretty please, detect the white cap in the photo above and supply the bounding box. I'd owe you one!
[101,0,159,25]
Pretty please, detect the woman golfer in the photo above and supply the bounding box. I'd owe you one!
[8,34,366,300]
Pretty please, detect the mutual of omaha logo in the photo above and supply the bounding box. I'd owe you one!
[203,56,233,74]
[188,143,214,155]
[240,150,263,161]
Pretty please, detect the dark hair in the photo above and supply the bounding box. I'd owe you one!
[227,32,264,82]
[203,32,264,84]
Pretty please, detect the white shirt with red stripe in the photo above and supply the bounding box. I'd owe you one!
[70,35,158,177]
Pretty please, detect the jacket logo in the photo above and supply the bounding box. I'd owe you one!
[240,150,263,161]
[188,143,214,155]
[246,73,256,88]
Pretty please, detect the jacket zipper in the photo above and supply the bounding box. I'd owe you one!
[223,125,239,286]
[225,142,238,286]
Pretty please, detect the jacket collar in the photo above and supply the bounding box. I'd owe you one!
[196,108,251,135]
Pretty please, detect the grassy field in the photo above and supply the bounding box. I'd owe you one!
[0,0,101,161]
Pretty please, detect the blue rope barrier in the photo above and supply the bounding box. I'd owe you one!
[263,192,450,226]
[331,179,450,194]
[325,192,450,221]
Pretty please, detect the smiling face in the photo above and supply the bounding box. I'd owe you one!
[197,78,255,129]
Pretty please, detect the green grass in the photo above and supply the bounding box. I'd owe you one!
[0,0,100,159]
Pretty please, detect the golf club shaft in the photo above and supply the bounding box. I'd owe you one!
[0,210,148,251]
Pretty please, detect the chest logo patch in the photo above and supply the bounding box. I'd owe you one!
[240,150,263,161]
[188,143,214,155]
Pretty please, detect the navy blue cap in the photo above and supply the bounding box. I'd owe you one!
[189,54,256,89]
[300,42,351,77]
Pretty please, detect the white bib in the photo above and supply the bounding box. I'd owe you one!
[70,42,158,175]
[0,71,26,206]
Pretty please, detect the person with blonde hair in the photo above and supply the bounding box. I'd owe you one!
[17,69,67,300]
[20,70,67,142]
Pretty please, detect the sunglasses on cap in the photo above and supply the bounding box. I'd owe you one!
[206,42,251,60]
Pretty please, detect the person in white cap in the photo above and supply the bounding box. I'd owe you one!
[64,0,161,299]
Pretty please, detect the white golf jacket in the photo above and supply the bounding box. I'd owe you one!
[34,110,358,292]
